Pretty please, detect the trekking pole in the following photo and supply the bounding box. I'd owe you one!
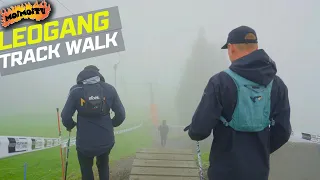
[64,131,71,180]
[184,125,204,180]
[196,141,204,180]
[56,108,65,180]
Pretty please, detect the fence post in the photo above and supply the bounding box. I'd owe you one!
[24,163,27,180]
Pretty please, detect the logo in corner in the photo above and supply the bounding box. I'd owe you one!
[1,0,51,28]
[244,33,257,40]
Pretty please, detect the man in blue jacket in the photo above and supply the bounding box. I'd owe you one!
[61,65,126,180]
[186,26,291,180]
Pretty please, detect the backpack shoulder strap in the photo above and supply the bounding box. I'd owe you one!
[224,68,259,87]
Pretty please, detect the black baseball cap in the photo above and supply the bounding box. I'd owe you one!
[84,65,99,71]
[221,26,258,49]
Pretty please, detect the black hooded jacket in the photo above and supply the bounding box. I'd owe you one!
[76,70,105,84]
[61,69,126,157]
[188,49,291,180]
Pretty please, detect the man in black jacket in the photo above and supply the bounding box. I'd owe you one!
[186,26,291,180]
[61,65,126,180]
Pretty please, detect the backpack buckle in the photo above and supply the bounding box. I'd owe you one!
[220,116,229,127]
[270,119,275,126]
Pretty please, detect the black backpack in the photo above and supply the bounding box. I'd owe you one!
[79,83,109,117]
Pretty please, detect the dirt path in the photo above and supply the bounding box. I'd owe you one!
[109,156,134,180]
[269,142,320,180]
[152,126,195,149]
[92,154,134,180]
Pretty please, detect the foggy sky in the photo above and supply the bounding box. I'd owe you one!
[0,0,319,134]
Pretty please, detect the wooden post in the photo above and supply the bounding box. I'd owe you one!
[149,83,158,126]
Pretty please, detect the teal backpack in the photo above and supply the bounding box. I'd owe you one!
[220,69,275,132]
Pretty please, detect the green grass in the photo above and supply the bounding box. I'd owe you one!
[194,151,210,179]
[0,125,152,180]
[0,110,152,180]
[0,113,59,137]
[0,111,145,138]
[199,151,210,168]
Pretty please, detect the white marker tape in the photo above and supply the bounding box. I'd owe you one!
[0,122,143,159]
[168,125,320,145]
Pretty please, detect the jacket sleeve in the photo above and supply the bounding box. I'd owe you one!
[61,86,77,130]
[270,78,291,154]
[111,87,126,127]
[188,76,223,141]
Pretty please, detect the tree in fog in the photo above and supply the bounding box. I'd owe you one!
[175,28,228,124]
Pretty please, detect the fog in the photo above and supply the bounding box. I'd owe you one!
[0,0,319,135]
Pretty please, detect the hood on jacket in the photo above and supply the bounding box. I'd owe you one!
[76,69,105,84]
[83,76,100,84]
[229,49,277,86]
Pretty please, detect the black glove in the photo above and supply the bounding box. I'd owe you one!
[183,125,190,132]
[67,121,77,132]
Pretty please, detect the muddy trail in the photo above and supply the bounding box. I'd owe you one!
[108,156,135,180]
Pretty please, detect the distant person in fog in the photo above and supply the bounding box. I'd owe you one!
[158,120,169,147]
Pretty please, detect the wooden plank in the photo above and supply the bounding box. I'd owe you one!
[135,153,194,161]
[138,148,193,155]
[130,167,199,177]
[129,175,199,180]
[132,159,198,168]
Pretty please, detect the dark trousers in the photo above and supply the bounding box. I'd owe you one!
[160,135,167,147]
[77,149,112,180]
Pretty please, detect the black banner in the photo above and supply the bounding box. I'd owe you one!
[302,133,311,141]
[31,138,36,150]
[8,138,28,153]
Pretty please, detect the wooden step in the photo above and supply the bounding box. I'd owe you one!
[135,153,194,161]
[137,148,193,155]
[130,166,199,177]
[129,175,200,180]
[132,159,198,168]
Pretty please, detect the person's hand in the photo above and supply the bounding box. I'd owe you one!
[184,125,190,132]
[67,121,77,132]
